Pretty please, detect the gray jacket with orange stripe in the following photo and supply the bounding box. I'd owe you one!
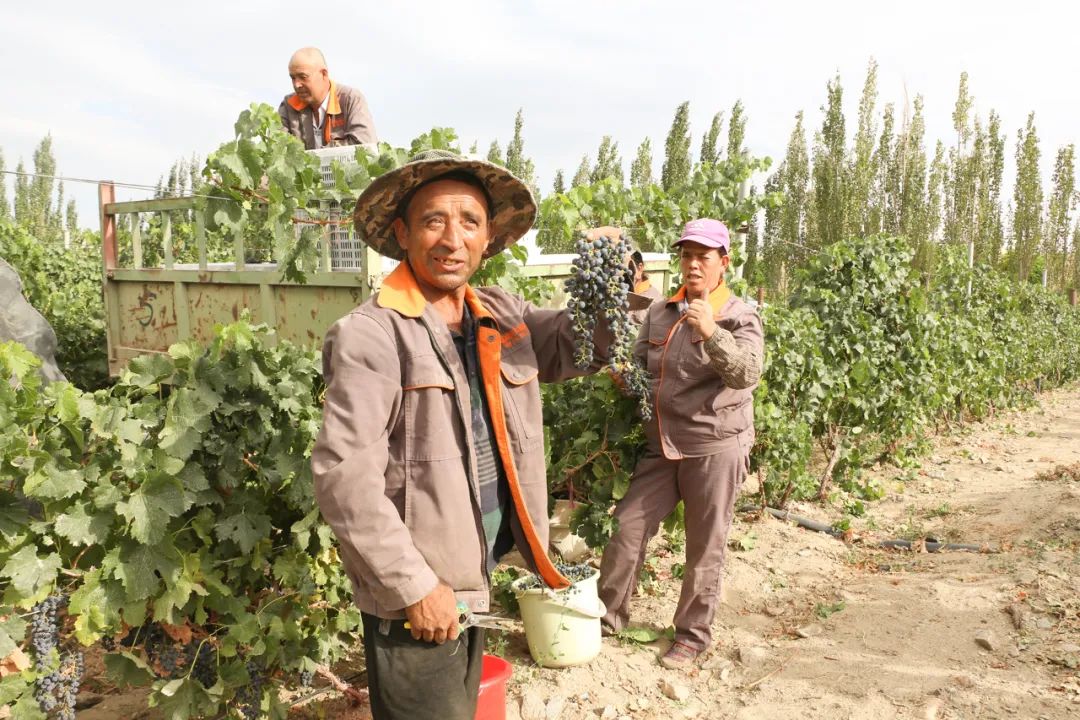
[278,81,377,150]
[312,263,606,619]
[637,288,764,459]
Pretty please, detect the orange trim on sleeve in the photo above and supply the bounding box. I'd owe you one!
[476,327,569,590]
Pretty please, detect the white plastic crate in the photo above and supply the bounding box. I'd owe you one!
[302,147,366,271]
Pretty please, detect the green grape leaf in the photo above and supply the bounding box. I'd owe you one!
[0,612,27,658]
[104,651,155,687]
[116,475,187,545]
[0,545,61,599]
[22,462,86,501]
[112,542,180,602]
[54,502,113,546]
[215,512,271,555]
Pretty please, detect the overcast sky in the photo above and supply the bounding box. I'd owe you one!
[3,0,1078,230]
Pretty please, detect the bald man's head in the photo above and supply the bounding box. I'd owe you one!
[288,47,331,109]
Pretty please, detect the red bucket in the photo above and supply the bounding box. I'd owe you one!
[475,654,512,720]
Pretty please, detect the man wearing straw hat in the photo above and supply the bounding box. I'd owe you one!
[311,150,613,719]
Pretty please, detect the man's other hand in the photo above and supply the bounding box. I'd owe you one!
[404,582,460,644]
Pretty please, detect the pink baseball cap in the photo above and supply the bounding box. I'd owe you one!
[673,218,730,253]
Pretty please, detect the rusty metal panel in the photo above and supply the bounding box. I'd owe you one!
[272,285,365,348]
[114,281,179,353]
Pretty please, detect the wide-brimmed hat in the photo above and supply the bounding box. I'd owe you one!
[352,149,537,260]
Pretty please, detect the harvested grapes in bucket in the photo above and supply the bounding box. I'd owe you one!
[564,232,652,420]
[514,562,596,592]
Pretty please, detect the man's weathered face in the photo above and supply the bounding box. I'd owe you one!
[288,57,331,108]
[678,242,729,298]
[392,179,492,296]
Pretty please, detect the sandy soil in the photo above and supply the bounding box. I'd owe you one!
[499,384,1080,720]
[73,384,1080,719]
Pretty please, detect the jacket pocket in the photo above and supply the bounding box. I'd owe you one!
[403,354,464,461]
[499,346,544,452]
[646,330,669,376]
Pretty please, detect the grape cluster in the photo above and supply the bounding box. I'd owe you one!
[31,595,82,720]
[564,233,652,419]
[299,668,314,688]
[233,660,267,720]
[142,624,219,688]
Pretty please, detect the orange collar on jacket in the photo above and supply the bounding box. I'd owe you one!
[634,278,652,294]
[669,281,731,314]
[376,261,494,322]
[286,80,343,115]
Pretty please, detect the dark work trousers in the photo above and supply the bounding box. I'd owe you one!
[598,449,747,651]
[361,612,485,720]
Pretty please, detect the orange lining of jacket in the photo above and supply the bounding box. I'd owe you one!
[377,262,570,590]
[634,279,653,294]
[286,80,343,145]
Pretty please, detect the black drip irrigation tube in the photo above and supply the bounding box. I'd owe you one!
[736,505,997,553]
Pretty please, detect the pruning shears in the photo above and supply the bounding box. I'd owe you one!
[405,601,516,633]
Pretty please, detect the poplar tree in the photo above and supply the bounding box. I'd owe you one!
[743,184,761,285]
[30,135,57,238]
[945,72,979,251]
[1012,112,1043,282]
[0,149,9,222]
[51,182,66,239]
[65,199,79,238]
[468,141,479,155]
[810,75,848,247]
[850,59,879,235]
[699,112,723,166]
[505,109,537,187]
[13,160,31,231]
[571,155,591,188]
[486,140,505,167]
[922,141,949,271]
[1044,145,1076,288]
[661,101,692,191]
[761,169,785,291]
[900,96,930,252]
[1071,221,1080,289]
[726,99,747,159]
[630,138,654,188]
[976,111,1007,265]
[868,103,894,235]
[591,136,624,184]
[552,170,566,196]
[779,112,810,258]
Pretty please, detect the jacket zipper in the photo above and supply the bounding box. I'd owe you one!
[420,315,492,587]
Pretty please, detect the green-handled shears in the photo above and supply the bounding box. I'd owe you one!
[404,601,516,632]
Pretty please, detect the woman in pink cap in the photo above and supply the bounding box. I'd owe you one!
[598,218,764,669]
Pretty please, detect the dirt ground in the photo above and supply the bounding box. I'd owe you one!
[75,384,1080,719]
[498,383,1080,720]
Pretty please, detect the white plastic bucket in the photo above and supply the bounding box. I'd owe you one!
[511,570,606,668]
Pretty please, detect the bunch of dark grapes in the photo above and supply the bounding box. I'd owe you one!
[31,595,82,720]
[299,668,314,688]
[233,660,267,720]
[564,232,652,419]
[142,624,219,687]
